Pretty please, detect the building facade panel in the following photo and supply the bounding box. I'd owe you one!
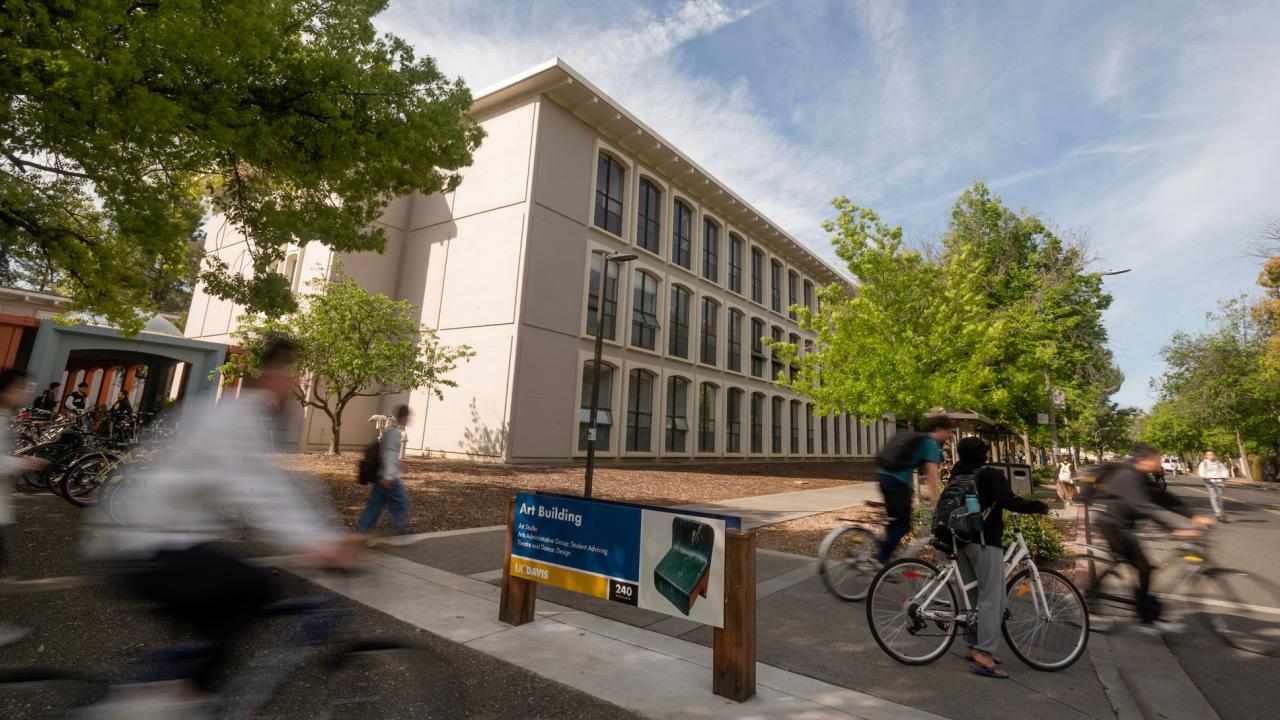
[450,100,537,219]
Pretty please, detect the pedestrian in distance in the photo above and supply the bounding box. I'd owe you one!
[356,404,412,539]
[1197,451,1230,523]
[872,416,952,566]
[33,381,59,412]
[1057,455,1076,509]
[0,368,49,646]
[946,437,1049,679]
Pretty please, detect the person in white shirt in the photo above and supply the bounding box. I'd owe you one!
[356,404,411,537]
[89,337,353,697]
[0,369,48,647]
[1197,451,1231,522]
[1057,456,1076,509]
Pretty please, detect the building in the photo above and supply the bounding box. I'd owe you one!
[184,59,896,462]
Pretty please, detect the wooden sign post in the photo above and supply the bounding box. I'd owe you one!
[499,496,537,626]
[713,528,757,702]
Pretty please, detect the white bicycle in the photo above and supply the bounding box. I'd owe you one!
[865,513,1089,671]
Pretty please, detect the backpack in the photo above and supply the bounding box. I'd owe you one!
[933,469,989,546]
[1074,462,1121,504]
[876,431,925,471]
[357,440,382,485]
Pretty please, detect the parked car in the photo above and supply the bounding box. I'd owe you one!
[1161,456,1185,475]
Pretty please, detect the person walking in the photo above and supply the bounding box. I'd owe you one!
[356,404,412,539]
[0,369,49,646]
[949,437,1049,679]
[1197,451,1230,522]
[1057,455,1076,509]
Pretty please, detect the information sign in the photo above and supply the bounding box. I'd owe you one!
[510,492,736,627]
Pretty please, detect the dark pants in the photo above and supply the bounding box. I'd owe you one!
[355,477,410,535]
[876,475,914,563]
[126,543,277,692]
[1100,523,1161,624]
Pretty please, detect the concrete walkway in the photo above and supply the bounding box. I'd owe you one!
[676,482,881,529]
[289,546,945,720]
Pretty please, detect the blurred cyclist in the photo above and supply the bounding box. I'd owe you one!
[1,368,48,646]
[87,336,355,709]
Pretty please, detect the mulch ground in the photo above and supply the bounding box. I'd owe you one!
[277,454,880,535]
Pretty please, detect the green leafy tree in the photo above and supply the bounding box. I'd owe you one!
[221,272,474,454]
[1,0,483,333]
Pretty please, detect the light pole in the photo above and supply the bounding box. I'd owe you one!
[584,252,637,498]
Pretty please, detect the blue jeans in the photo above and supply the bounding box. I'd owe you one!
[356,478,410,534]
[875,474,914,563]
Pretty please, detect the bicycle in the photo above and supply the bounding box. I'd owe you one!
[1072,526,1280,656]
[0,567,468,719]
[865,513,1089,671]
[818,501,934,601]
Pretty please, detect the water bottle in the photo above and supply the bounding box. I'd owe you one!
[965,494,981,515]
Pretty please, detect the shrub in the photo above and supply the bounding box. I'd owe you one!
[1002,511,1065,561]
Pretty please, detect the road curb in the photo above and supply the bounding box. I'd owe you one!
[1074,503,1143,719]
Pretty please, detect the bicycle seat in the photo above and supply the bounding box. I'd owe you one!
[930,537,957,558]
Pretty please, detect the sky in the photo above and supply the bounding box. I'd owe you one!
[376,0,1280,409]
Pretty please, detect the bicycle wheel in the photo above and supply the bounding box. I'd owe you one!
[254,640,468,720]
[13,443,65,492]
[818,525,880,601]
[1003,568,1090,671]
[59,451,121,507]
[866,558,958,665]
[0,667,107,718]
[1187,567,1280,656]
[1070,553,1134,630]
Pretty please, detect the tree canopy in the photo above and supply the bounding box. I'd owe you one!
[221,271,473,454]
[1,0,482,333]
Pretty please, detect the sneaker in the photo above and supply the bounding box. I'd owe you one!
[0,622,32,648]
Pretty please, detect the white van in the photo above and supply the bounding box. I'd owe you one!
[1161,457,1185,475]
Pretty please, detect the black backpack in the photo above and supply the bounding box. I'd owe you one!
[876,431,925,471]
[357,440,382,485]
[933,469,988,546]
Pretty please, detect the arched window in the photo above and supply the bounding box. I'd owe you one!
[700,297,719,366]
[702,219,719,282]
[750,247,764,303]
[631,271,660,350]
[578,362,614,451]
[727,388,743,453]
[626,369,655,452]
[771,396,784,454]
[771,325,784,380]
[668,286,691,358]
[788,332,800,382]
[673,200,693,269]
[728,233,744,294]
[833,414,841,455]
[697,383,717,453]
[788,270,799,320]
[727,309,743,372]
[637,179,662,255]
[809,404,818,454]
[751,392,766,454]
[665,377,689,452]
[790,400,801,454]
[803,279,814,313]
[750,318,767,378]
[594,152,625,236]
[586,252,619,340]
[770,260,783,312]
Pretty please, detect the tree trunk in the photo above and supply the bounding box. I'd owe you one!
[1021,431,1032,467]
[329,419,342,455]
[1236,430,1251,480]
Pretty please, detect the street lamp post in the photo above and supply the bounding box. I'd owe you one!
[584,252,637,498]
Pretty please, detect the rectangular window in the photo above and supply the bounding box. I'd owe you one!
[854,416,862,455]
[788,271,799,320]
[751,248,764,303]
[788,332,800,382]
[637,179,662,255]
[803,279,814,314]
[702,220,719,282]
[631,271,659,350]
[808,404,816,454]
[750,318,766,378]
[790,400,800,454]
[771,396,783,454]
[577,363,613,451]
[727,310,743,372]
[771,326,784,380]
[586,253,618,341]
[673,201,692,269]
[750,393,764,454]
[697,383,716,453]
[700,298,718,366]
[669,287,690,358]
[770,260,782,312]
[833,414,840,455]
[728,234,743,294]
[665,377,689,452]
[594,153,624,236]
[727,389,742,453]
[626,370,654,452]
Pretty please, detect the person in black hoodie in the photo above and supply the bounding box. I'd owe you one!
[950,436,1048,679]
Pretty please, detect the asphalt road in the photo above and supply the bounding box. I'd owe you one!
[1157,474,1280,720]
[0,492,641,720]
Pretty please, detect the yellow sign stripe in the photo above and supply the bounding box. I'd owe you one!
[509,557,610,599]
[1186,486,1280,517]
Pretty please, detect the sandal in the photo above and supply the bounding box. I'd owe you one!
[964,651,1002,666]
[966,653,1009,679]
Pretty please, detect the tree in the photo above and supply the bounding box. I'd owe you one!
[221,272,474,454]
[1,0,483,333]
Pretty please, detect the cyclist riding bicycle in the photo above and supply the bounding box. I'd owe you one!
[1091,443,1213,635]
[86,336,356,715]
[872,416,953,567]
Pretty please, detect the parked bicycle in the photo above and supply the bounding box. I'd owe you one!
[1073,526,1280,656]
[865,512,1089,671]
[818,501,933,601]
